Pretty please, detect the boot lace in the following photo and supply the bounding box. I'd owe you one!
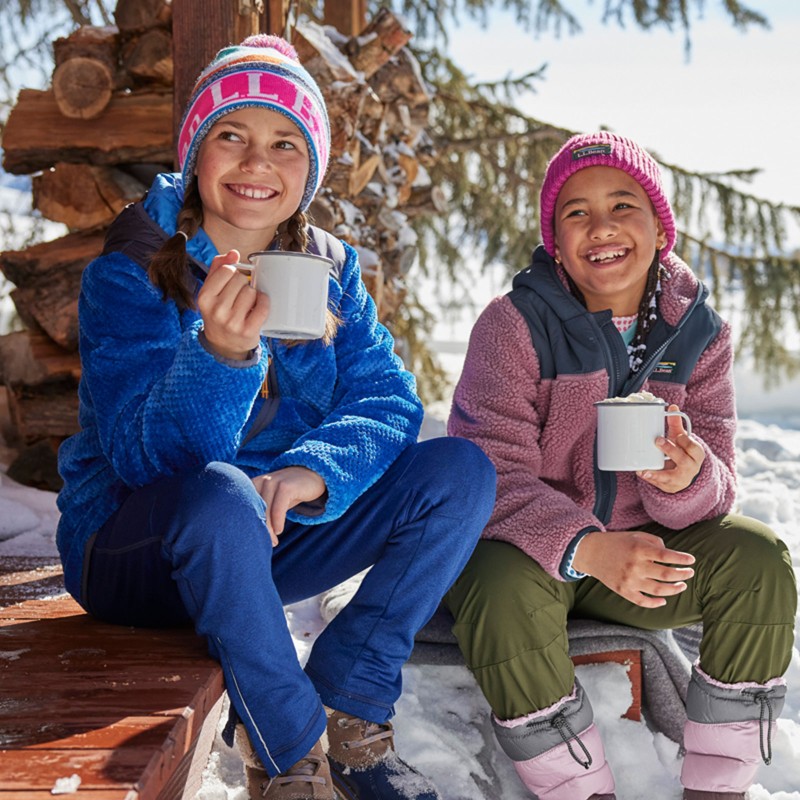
[551,712,592,769]
[337,716,395,751]
[261,753,328,797]
[747,690,776,765]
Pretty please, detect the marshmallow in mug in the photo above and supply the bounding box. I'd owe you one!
[596,390,663,405]
[594,392,691,471]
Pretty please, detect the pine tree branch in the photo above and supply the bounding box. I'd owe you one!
[660,158,800,216]
[438,124,570,154]
[61,0,93,25]
[679,231,800,267]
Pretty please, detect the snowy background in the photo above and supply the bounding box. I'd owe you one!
[2,170,800,799]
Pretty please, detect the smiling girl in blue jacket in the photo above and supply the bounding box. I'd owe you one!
[56,35,495,800]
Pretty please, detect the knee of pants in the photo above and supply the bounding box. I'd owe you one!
[445,541,575,717]
[164,462,268,553]
[701,515,797,621]
[445,540,569,670]
[411,437,497,517]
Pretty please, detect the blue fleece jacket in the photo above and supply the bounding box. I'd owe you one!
[56,174,423,600]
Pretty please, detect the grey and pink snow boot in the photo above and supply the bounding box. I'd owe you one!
[681,664,786,798]
[492,680,615,800]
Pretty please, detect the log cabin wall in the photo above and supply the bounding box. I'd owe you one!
[0,2,439,489]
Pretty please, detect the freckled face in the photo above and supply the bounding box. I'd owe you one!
[553,166,667,315]
[195,106,309,255]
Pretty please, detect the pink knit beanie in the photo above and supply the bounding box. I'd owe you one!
[539,132,676,258]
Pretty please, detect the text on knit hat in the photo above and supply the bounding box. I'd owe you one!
[177,35,330,212]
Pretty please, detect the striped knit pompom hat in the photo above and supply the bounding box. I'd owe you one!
[538,131,676,258]
[177,34,330,212]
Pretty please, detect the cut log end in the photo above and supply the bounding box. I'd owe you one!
[52,57,113,119]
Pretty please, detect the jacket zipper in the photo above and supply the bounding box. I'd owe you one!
[591,284,705,524]
[592,317,625,523]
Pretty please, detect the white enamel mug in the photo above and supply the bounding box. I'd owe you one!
[237,250,332,339]
[594,400,692,472]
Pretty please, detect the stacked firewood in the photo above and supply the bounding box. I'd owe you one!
[0,4,439,487]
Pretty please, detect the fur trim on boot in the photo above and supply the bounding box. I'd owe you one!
[492,681,615,800]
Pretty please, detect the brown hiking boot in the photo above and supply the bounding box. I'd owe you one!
[325,708,441,799]
[236,723,334,800]
[683,792,746,800]
[326,707,395,768]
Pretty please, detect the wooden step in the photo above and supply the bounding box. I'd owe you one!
[0,557,225,799]
[572,649,642,721]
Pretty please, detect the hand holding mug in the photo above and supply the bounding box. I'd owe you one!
[236,250,333,339]
[637,403,705,493]
[595,394,692,472]
[198,250,270,360]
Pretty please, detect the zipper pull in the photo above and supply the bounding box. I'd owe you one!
[260,356,272,399]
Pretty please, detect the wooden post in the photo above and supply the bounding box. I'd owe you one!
[323,0,367,35]
[170,0,288,164]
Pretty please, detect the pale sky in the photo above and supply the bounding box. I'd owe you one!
[443,1,800,243]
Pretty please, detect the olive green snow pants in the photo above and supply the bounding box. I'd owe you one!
[444,514,796,720]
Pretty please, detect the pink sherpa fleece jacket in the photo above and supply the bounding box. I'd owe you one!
[448,256,737,580]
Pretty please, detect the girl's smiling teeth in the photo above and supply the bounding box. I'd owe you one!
[586,247,629,264]
[227,183,277,200]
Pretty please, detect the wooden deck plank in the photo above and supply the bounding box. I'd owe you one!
[0,558,64,606]
[1,717,176,750]
[0,749,153,790]
[0,557,226,799]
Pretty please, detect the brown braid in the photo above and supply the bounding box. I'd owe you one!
[280,208,310,252]
[147,181,204,310]
[564,270,586,307]
[277,208,341,347]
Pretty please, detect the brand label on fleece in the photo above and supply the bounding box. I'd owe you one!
[652,360,677,376]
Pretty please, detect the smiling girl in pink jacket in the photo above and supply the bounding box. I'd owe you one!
[446,132,796,800]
